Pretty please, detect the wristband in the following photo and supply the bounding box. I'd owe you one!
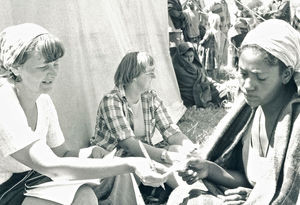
[160,150,168,163]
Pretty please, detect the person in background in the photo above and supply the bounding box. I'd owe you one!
[90,51,199,191]
[168,19,300,205]
[227,18,250,69]
[0,23,167,205]
[267,0,291,22]
[200,13,226,80]
[172,42,228,108]
[204,0,230,66]
[290,0,300,31]
[182,0,201,44]
[168,0,186,32]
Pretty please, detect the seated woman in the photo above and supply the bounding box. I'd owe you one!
[0,23,167,205]
[168,19,300,204]
[172,42,227,108]
[90,51,199,189]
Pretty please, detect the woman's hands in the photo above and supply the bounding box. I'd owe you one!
[178,158,210,185]
[164,151,187,164]
[165,144,201,165]
[220,187,252,205]
[91,146,109,158]
[131,158,168,187]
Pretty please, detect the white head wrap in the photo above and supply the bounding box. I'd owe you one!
[241,19,300,95]
[0,23,48,72]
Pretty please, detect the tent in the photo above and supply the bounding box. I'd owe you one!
[0,0,186,149]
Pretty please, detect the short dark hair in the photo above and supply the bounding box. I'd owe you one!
[10,34,64,82]
[14,34,64,66]
[114,51,154,87]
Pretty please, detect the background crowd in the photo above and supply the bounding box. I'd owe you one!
[168,0,299,108]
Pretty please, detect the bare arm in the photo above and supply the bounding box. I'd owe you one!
[179,158,250,188]
[206,161,250,188]
[119,137,165,163]
[11,140,138,180]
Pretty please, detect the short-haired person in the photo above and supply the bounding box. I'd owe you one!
[168,19,300,204]
[0,23,167,205]
[90,51,199,189]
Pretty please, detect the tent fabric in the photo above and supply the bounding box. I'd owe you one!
[0,0,186,149]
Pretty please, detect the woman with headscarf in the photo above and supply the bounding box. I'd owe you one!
[0,23,168,205]
[172,41,227,108]
[168,19,300,205]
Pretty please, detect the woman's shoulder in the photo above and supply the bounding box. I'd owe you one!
[0,79,18,108]
[98,88,124,110]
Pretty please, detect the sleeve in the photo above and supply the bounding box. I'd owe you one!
[0,99,39,157]
[44,95,65,148]
[99,95,135,141]
[168,1,185,19]
[151,91,181,140]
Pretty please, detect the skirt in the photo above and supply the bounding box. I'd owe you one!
[0,170,51,205]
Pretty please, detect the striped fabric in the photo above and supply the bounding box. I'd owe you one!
[90,86,181,154]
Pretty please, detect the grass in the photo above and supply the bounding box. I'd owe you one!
[177,65,239,144]
[177,105,228,144]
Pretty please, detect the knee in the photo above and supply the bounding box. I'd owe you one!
[72,185,98,205]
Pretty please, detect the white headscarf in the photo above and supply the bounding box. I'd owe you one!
[0,23,48,72]
[241,19,300,95]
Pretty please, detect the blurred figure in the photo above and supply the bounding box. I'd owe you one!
[172,42,228,108]
[200,13,227,80]
[290,0,300,30]
[182,0,201,43]
[228,18,250,68]
[168,0,186,31]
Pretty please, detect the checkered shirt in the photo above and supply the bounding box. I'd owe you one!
[90,86,181,153]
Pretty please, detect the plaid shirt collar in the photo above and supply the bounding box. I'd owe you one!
[112,86,154,144]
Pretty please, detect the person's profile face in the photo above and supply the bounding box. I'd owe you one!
[238,49,283,108]
[183,50,194,64]
[134,64,155,92]
[17,51,60,94]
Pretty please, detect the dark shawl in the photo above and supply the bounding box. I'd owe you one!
[172,49,213,107]
[200,95,300,204]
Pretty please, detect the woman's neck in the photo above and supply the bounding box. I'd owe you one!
[15,83,39,111]
[124,85,142,105]
[261,87,292,118]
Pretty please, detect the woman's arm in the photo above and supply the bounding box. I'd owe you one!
[206,161,250,188]
[119,137,166,163]
[179,158,250,188]
[11,139,166,187]
[11,140,134,180]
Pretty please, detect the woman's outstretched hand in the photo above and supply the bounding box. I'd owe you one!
[178,158,210,185]
[132,158,168,187]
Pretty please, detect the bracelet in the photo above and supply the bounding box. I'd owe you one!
[160,150,168,163]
